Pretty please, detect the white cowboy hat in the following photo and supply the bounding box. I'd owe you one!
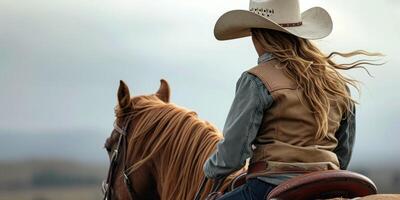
[214,0,333,40]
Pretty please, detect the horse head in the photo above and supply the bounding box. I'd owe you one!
[103,79,236,200]
[103,79,170,200]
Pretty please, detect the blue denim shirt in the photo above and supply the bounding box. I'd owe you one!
[203,52,356,184]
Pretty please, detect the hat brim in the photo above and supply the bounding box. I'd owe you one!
[214,7,333,40]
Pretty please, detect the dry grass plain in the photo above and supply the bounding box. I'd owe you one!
[0,160,106,200]
[0,185,102,200]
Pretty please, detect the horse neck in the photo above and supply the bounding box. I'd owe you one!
[151,123,222,200]
[125,101,226,200]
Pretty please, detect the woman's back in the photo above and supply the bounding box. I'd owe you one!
[246,58,345,178]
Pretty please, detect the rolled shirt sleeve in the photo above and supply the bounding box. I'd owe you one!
[203,72,273,179]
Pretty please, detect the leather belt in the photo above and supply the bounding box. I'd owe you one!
[248,161,268,174]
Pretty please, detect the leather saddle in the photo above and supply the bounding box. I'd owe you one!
[229,170,377,200]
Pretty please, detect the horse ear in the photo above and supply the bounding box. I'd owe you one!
[118,80,131,108]
[156,79,170,103]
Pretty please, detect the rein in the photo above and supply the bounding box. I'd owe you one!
[102,117,137,200]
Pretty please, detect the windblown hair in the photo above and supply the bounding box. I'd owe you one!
[252,28,383,140]
[115,95,233,200]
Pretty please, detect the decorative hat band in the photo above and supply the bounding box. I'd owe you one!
[250,7,303,27]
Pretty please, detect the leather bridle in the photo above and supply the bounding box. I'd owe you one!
[102,117,137,200]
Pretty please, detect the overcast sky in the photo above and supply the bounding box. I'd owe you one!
[0,0,399,166]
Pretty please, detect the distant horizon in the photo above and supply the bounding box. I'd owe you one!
[1,129,399,168]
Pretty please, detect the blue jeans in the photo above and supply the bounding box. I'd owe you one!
[218,179,276,200]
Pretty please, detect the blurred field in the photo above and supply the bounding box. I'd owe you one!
[0,185,101,200]
[0,160,106,200]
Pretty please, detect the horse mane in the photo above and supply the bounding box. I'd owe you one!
[118,95,230,200]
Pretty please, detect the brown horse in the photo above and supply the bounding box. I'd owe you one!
[103,80,238,200]
[103,80,400,200]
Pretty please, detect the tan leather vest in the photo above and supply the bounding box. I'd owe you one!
[246,59,345,177]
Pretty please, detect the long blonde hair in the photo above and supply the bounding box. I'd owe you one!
[251,28,383,140]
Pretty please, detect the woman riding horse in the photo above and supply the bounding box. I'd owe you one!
[103,0,385,199]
